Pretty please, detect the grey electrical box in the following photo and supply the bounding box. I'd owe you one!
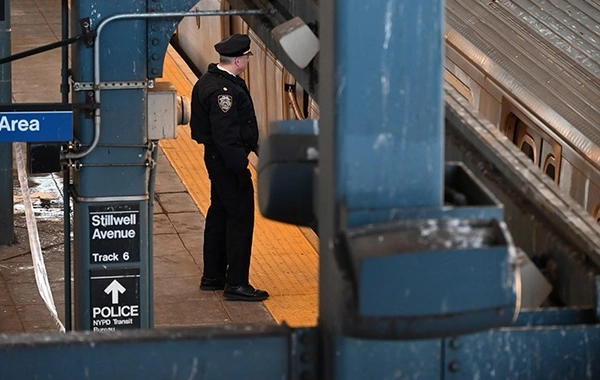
[147,81,177,140]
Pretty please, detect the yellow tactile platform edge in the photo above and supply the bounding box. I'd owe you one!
[159,47,319,327]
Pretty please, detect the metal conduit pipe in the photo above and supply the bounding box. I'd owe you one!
[63,8,268,160]
[286,90,304,120]
[147,141,158,327]
[284,70,305,120]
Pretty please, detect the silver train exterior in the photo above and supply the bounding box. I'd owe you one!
[175,0,599,219]
[445,0,600,221]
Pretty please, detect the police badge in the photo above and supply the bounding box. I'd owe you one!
[218,94,233,113]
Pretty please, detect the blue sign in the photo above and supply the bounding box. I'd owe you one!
[0,111,73,142]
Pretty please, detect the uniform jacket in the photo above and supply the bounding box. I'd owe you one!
[190,63,259,172]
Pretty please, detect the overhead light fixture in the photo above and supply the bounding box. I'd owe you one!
[272,17,319,69]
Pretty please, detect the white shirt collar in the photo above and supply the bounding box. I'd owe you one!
[217,64,236,77]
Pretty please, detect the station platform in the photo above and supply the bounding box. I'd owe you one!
[0,0,319,334]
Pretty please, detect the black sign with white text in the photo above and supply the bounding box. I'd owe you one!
[89,204,140,263]
[90,268,140,331]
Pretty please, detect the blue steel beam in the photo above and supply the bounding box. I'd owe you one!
[323,1,444,216]
[445,325,600,379]
[68,1,201,331]
[317,0,513,378]
[70,0,155,331]
[318,0,444,323]
[0,0,13,246]
[1,322,599,379]
[332,324,600,380]
[0,325,296,379]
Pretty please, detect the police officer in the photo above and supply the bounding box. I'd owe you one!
[190,34,268,301]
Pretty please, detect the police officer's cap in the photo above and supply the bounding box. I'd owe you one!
[214,34,253,57]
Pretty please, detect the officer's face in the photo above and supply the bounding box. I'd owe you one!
[235,55,250,73]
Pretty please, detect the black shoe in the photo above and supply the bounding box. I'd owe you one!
[200,276,226,291]
[224,284,269,301]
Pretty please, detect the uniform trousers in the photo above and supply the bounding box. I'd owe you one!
[202,145,254,286]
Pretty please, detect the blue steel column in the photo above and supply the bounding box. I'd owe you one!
[70,1,151,330]
[318,0,444,378]
[0,0,14,246]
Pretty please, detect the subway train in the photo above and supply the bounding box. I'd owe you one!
[173,0,600,220]
[444,0,600,221]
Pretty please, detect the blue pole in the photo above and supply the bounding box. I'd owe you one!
[319,0,444,377]
[68,0,198,331]
[0,0,14,246]
[70,0,151,330]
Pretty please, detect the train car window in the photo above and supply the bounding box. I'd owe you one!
[543,154,557,181]
[502,112,517,141]
[520,139,536,163]
[502,103,562,183]
[541,140,561,185]
[512,114,540,166]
